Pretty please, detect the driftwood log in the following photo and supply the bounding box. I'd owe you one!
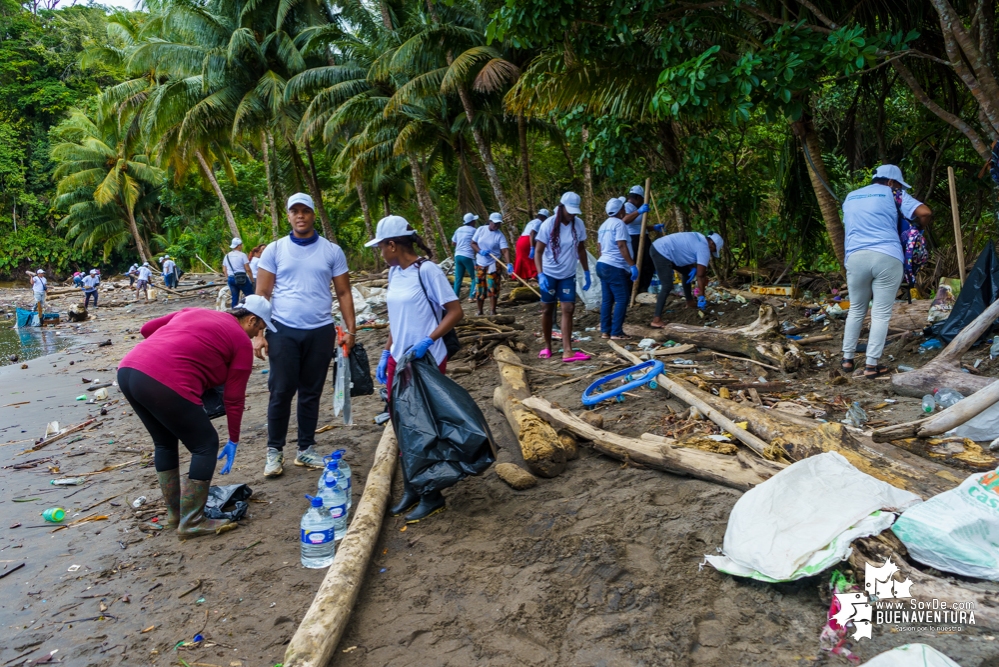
[891,297,999,397]
[283,424,397,667]
[873,379,999,441]
[492,345,566,477]
[656,305,805,372]
[522,396,784,491]
[862,299,931,332]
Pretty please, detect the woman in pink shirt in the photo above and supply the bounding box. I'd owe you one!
[117,297,275,539]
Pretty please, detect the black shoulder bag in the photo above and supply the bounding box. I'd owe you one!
[414,259,461,358]
[226,254,248,286]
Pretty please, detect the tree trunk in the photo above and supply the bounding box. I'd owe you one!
[355,182,379,270]
[517,112,534,215]
[261,131,281,241]
[791,118,845,267]
[195,150,239,239]
[294,142,335,241]
[457,144,489,219]
[558,133,577,182]
[454,86,508,223]
[125,205,150,263]
[382,193,390,217]
[581,124,594,232]
[378,0,393,30]
[407,153,451,259]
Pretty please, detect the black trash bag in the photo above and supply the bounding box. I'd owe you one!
[205,483,252,521]
[390,354,496,495]
[929,241,999,344]
[201,385,225,420]
[349,342,374,397]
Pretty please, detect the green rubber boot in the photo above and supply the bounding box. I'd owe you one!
[156,468,181,530]
[405,491,446,524]
[178,477,237,540]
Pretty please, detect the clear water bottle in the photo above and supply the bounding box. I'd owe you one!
[331,450,352,511]
[317,462,348,540]
[300,495,335,569]
[318,456,350,513]
[921,394,936,413]
[933,388,964,408]
[649,273,660,295]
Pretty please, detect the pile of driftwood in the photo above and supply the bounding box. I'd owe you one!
[449,315,527,373]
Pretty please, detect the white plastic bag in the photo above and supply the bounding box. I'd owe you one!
[704,452,921,582]
[859,643,960,667]
[892,469,999,580]
[575,250,601,311]
[947,400,999,441]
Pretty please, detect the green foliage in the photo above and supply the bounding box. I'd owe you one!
[0,225,101,275]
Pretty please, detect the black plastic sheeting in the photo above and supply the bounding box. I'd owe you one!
[390,354,496,495]
[205,483,252,521]
[929,241,999,344]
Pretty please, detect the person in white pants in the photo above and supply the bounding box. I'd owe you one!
[841,165,932,378]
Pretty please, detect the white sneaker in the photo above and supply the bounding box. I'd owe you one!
[264,448,284,477]
[294,446,324,469]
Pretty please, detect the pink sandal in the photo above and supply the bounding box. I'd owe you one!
[538,348,552,359]
[562,351,591,363]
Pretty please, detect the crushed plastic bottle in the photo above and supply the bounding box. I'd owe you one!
[842,402,868,428]
[897,364,915,372]
[933,388,964,408]
[918,339,943,354]
[300,495,335,569]
[921,394,935,413]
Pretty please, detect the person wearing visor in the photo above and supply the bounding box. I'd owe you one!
[596,198,638,339]
[470,212,512,316]
[254,193,357,477]
[117,295,275,539]
[648,231,724,328]
[451,212,479,300]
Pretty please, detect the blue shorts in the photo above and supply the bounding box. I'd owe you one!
[540,275,576,304]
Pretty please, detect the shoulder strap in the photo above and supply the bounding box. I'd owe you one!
[413,259,442,325]
[225,253,236,273]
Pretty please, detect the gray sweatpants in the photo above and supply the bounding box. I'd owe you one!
[842,250,903,367]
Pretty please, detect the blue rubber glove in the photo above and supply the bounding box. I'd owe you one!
[507,264,514,276]
[217,440,238,475]
[637,203,650,214]
[411,336,434,359]
[653,224,664,233]
[687,267,697,284]
[697,295,707,310]
[529,247,535,259]
[538,273,550,293]
[376,349,390,385]
[478,250,494,263]
[629,265,639,282]
[582,270,591,291]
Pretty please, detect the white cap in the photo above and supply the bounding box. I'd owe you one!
[163,254,170,259]
[365,215,414,247]
[618,196,626,203]
[605,198,624,216]
[36,269,45,274]
[462,212,479,224]
[537,208,550,217]
[873,164,911,189]
[90,269,97,275]
[143,262,149,266]
[709,233,725,258]
[560,191,582,215]
[488,212,503,224]
[629,185,645,197]
[287,192,315,210]
[240,295,278,332]
[230,238,243,249]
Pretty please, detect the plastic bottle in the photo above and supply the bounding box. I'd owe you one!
[317,462,348,540]
[933,388,964,408]
[300,495,335,569]
[331,450,352,511]
[649,274,660,295]
[991,337,999,359]
[318,456,350,512]
[921,394,935,413]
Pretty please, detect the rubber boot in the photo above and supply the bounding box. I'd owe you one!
[177,477,237,540]
[156,468,181,530]
[389,472,419,517]
[405,490,446,524]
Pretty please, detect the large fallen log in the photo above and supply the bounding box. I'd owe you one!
[522,396,784,491]
[891,296,999,397]
[873,379,999,441]
[862,299,931,332]
[283,424,397,667]
[492,345,566,477]
[656,305,805,372]
[608,340,770,457]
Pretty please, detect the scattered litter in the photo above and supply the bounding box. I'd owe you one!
[897,365,915,372]
[42,507,66,523]
[75,395,87,401]
[636,338,657,350]
[94,388,108,400]
[50,477,87,486]
[131,496,147,509]
[67,564,80,572]
[842,402,868,428]
[918,338,943,353]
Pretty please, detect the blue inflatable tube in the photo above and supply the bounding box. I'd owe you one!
[581,360,665,406]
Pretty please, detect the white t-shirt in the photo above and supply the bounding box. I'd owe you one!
[520,218,541,237]
[31,276,46,294]
[82,275,98,292]
[451,225,477,259]
[137,266,152,281]
[471,226,508,271]
[624,201,645,236]
[842,184,920,264]
[258,236,349,330]
[249,257,261,280]
[387,261,458,366]
[652,232,710,267]
[224,250,250,277]
[162,259,176,275]
[536,215,587,280]
[597,217,632,270]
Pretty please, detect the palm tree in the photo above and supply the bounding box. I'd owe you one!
[52,109,165,262]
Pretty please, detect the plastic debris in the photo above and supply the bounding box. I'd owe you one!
[918,338,943,353]
[842,402,868,428]
[131,496,147,508]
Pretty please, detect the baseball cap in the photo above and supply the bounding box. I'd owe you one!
[90,269,97,275]
[488,212,503,224]
[605,198,624,216]
[163,254,170,259]
[241,295,277,332]
[230,238,242,249]
[873,165,911,189]
[629,185,645,197]
[560,191,582,215]
[287,192,315,210]
[709,233,725,258]
[143,262,149,266]
[463,212,479,224]
[36,269,45,274]
[537,208,550,217]
[365,215,414,247]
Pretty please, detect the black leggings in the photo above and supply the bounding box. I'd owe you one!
[117,367,219,480]
[649,246,694,318]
